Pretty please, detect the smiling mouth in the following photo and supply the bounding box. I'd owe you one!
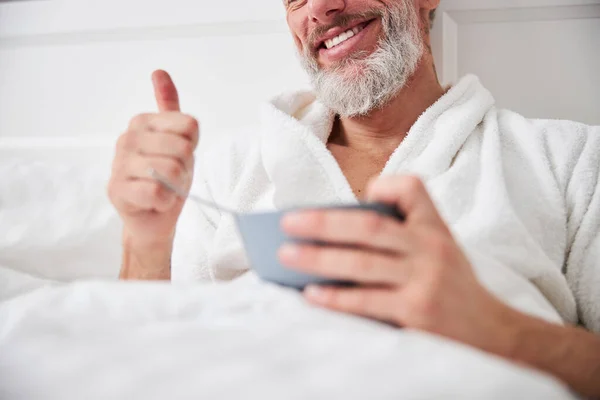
[316,19,376,51]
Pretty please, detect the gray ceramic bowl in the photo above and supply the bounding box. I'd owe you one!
[235,203,404,289]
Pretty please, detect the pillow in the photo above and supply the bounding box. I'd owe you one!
[0,159,122,281]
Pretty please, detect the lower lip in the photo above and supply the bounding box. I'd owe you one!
[318,20,376,64]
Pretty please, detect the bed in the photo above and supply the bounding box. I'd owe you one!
[0,159,578,399]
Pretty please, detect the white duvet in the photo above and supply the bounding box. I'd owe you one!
[0,269,577,400]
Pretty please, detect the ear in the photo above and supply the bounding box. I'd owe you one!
[416,0,439,32]
[421,0,440,10]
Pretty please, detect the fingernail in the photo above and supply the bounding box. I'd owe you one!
[278,244,300,263]
[305,285,327,302]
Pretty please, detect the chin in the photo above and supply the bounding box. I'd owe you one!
[324,55,372,80]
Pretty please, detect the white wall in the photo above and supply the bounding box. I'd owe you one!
[1,0,599,165]
[457,18,600,123]
[431,0,600,125]
[0,0,310,163]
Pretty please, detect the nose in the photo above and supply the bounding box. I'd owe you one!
[307,0,345,25]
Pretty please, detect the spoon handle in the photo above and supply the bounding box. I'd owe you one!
[149,168,237,215]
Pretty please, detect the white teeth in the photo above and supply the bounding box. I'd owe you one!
[323,25,364,49]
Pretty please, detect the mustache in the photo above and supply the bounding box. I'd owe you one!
[307,8,384,51]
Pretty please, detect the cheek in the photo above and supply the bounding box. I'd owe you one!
[287,14,309,53]
[292,34,304,53]
[369,0,394,7]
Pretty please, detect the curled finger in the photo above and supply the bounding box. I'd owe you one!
[116,179,177,212]
[122,154,191,188]
[279,244,411,286]
[304,285,399,324]
[281,209,413,254]
[135,131,195,169]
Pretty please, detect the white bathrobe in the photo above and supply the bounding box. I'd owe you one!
[172,75,600,333]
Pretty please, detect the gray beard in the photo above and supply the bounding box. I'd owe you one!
[299,2,424,117]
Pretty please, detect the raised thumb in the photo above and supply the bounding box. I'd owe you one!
[152,70,181,112]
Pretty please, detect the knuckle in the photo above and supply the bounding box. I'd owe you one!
[428,232,453,261]
[129,113,150,129]
[347,252,372,275]
[147,184,172,211]
[421,236,454,279]
[158,196,176,211]
[411,292,439,325]
[349,291,368,312]
[116,131,137,153]
[181,139,195,159]
[362,212,385,235]
[310,211,327,233]
[424,265,445,292]
[116,132,128,150]
[328,290,345,309]
[183,115,199,133]
[312,248,333,272]
[148,181,165,199]
[123,131,138,151]
[107,181,117,203]
[164,161,183,181]
[403,175,425,194]
[300,246,318,266]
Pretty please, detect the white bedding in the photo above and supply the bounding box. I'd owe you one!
[0,269,576,400]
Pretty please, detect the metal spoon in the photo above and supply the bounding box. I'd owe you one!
[149,168,237,215]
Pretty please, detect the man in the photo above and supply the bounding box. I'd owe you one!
[108,0,600,396]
